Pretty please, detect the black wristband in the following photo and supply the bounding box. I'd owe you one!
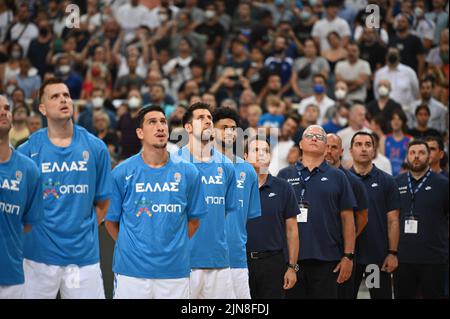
[388,250,398,256]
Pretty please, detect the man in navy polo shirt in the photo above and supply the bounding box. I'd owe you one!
[350,132,400,299]
[394,140,448,299]
[245,136,299,299]
[425,136,449,178]
[278,125,356,299]
[326,133,369,299]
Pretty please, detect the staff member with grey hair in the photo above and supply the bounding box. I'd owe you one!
[278,125,356,299]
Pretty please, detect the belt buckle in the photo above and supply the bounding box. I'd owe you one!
[250,252,259,259]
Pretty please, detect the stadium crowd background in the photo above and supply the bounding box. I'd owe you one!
[0,0,448,298]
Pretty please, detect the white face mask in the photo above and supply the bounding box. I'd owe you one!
[334,89,347,100]
[337,116,348,127]
[6,85,16,96]
[414,7,424,18]
[92,97,104,108]
[378,85,390,97]
[11,51,21,59]
[128,96,141,109]
[205,10,215,20]
[59,65,70,75]
[159,13,168,23]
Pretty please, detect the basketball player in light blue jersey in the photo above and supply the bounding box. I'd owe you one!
[105,105,207,299]
[0,95,43,298]
[18,79,112,299]
[212,107,261,299]
[174,102,240,299]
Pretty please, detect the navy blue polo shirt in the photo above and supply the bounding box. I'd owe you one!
[278,161,356,262]
[396,171,449,264]
[246,174,298,252]
[340,166,369,213]
[350,164,401,265]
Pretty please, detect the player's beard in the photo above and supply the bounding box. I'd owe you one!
[407,159,429,172]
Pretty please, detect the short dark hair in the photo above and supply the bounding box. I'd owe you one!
[39,78,65,103]
[182,102,211,127]
[212,107,240,127]
[13,104,30,116]
[415,103,430,116]
[313,73,327,84]
[136,105,166,128]
[425,135,445,151]
[245,134,271,154]
[408,139,430,154]
[350,131,375,148]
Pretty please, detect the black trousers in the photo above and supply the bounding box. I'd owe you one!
[248,251,286,299]
[354,263,393,299]
[394,263,447,299]
[286,260,339,299]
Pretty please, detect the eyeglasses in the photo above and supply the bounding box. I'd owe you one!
[303,133,326,142]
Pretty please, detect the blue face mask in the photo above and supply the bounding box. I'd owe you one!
[313,84,325,94]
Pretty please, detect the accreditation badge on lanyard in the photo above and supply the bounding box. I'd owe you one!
[295,164,318,223]
[405,170,431,235]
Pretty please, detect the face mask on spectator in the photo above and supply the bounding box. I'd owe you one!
[334,89,346,100]
[300,11,311,21]
[159,13,168,23]
[128,97,141,109]
[387,53,399,65]
[59,65,71,75]
[414,7,424,18]
[313,84,325,94]
[92,97,104,109]
[39,27,49,37]
[6,85,15,96]
[378,85,390,97]
[11,51,21,59]
[337,116,347,127]
[205,10,215,20]
[28,68,38,77]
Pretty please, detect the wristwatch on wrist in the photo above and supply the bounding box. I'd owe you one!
[388,250,398,256]
[287,263,300,272]
[343,252,355,261]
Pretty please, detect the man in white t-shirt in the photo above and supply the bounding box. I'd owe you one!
[114,0,154,38]
[335,43,371,102]
[337,103,371,167]
[269,114,300,176]
[312,1,351,52]
[6,4,38,55]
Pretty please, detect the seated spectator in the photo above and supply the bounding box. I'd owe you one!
[15,58,41,99]
[269,114,300,176]
[77,87,117,134]
[265,35,294,88]
[297,73,335,124]
[371,133,393,176]
[384,109,413,176]
[9,103,30,148]
[93,110,120,168]
[291,38,329,99]
[15,111,43,147]
[407,104,442,139]
[246,103,263,137]
[113,56,145,99]
[322,102,350,134]
[366,79,403,134]
[54,54,83,99]
[257,95,285,129]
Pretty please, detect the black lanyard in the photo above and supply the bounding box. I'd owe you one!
[407,169,431,216]
[295,163,319,203]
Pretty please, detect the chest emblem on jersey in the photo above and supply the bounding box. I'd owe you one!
[425,186,432,191]
[135,197,152,218]
[174,172,182,183]
[371,183,379,188]
[43,178,61,199]
[237,172,246,189]
[82,151,90,161]
[217,167,223,176]
[15,170,22,182]
[321,177,328,182]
